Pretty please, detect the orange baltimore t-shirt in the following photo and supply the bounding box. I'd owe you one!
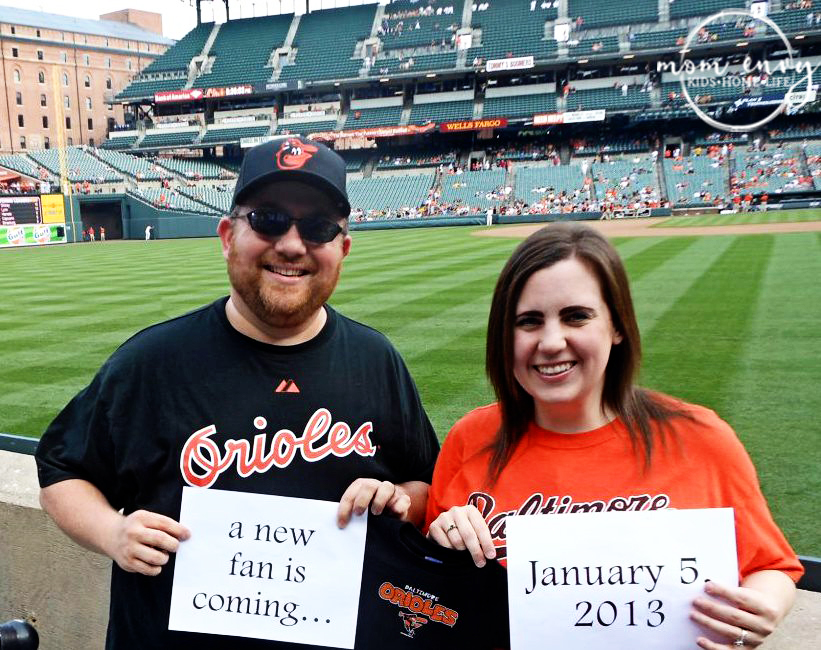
[425,401,803,582]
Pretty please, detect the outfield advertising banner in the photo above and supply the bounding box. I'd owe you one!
[486,56,534,73]
[440,118,508,132]
[40,194,66,224]
[533,110,606,125]
[1,223,66,248]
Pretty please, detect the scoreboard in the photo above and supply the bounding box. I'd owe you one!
[0,195,67,248]
[0,196,42,226]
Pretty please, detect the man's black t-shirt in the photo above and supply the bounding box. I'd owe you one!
[36,298,439,649]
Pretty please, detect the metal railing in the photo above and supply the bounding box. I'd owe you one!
[0,433,38,455]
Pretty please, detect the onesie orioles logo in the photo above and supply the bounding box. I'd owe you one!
[180,409,376,487]
[378,581,459,635]
[275,137,318,170]
[399,613,428,638]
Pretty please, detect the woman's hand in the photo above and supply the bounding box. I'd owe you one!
[691,572,795,649]
[427,505,496,567]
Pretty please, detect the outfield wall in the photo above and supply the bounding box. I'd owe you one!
[2,450,818,649]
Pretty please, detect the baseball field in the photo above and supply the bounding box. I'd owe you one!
[0,212,818,556]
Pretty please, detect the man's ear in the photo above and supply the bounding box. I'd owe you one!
[217,217,233,260]
[341,233,352,258]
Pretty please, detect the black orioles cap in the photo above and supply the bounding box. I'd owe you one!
[231,136,350,216]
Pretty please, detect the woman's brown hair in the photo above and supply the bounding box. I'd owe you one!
[485,222,682,482]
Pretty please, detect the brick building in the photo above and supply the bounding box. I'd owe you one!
[0,6,173,153]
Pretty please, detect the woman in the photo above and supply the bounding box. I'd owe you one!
[425,223,802,649]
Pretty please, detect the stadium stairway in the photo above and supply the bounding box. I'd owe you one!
[655,155,669,203]
[186,23,222,88]
[658,0,670,23]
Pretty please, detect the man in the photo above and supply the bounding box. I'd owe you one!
[36,137,439,649]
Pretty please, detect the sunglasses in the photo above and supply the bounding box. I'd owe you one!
[235,210,346,244]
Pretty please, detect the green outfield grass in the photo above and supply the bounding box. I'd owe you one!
[654,209,821,227]
[1,219,819,555]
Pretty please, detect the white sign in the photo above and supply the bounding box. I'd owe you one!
[170,488,368,648]
[506,508,738,650]
[533,109,606,125]
[486,56,535,73]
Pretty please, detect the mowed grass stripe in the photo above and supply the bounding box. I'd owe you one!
[403,324,492,437]
[620,236,700,283]
[630,236,736,338]
[721,233,821,555]
[641,235,773,415]
[655,209,821,227]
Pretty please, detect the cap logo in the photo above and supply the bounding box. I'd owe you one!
[275,137,319,171]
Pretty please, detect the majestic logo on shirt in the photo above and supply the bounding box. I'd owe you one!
[378,581,458,639]
[275,379,300,393]
[179,409,376,488]
[275,137,318,170]
[468,490,671,560]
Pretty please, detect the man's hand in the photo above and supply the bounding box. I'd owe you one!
[40,479,190,577]
[337,479,431,528]
[105,510,191,576]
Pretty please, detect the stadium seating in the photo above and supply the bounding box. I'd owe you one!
[374,149,457,169]
[483,92,557,119]
[200,124,272,144]
[467,0,558,61]
[152,157,234,179]
[668,0,739,21]
[439,168,506,210]
[566,86,650,111]
[142,22,213,74]
[803,142,821,190]
[116,23,214,101]
[514,164,588,204]
[277,119,338,135]
[177,185,234,213]
[0,154,51,180]
[372,52,458,76]
[131,187,219,213]
[347,171,435,213]
[663,155,726,205]
[196,15,292,88]
[733,145,812,195]
[339,150,375,172]
[27,147,122,183]
[344,106,404,130]
[279,6,374,83]
[100,134,139,150]
[592,158,658,203]
[138,130,200,149]
[116,77,187,101]
[568,36,620,57]
[568,0,657,29]
[409,99,473,124]
[572,136,650,155]
[93,149,169,180]
[378,0,465,50]
[769,124,821,141]
[770,9,819,34]
[631,29,686,51]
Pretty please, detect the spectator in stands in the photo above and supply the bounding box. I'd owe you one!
[36,138,438,649]
[425,223,802,650]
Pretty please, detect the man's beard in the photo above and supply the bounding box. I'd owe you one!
[227,247,341,330]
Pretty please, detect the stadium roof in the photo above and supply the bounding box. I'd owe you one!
[0,5,175,45]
